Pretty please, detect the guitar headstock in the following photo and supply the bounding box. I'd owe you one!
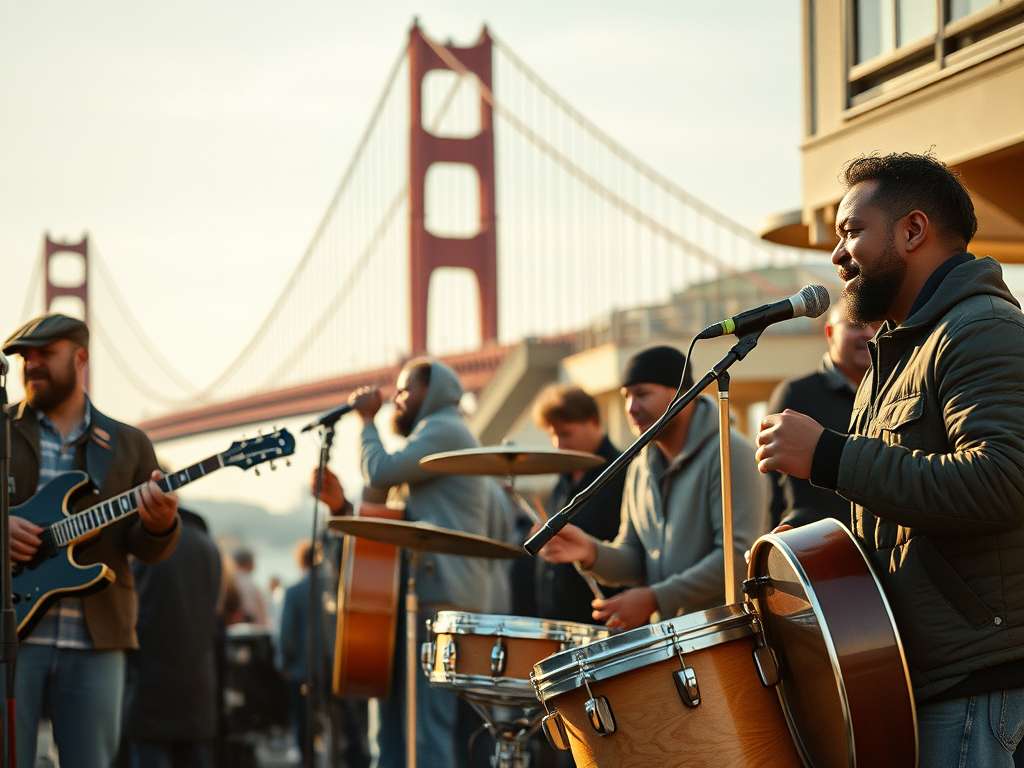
[222,428,296,472]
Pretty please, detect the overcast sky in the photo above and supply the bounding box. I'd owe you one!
[0,1,806,511]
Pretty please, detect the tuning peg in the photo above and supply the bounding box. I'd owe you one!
[285,459,292,467]
[254,468,261,477]
[270,461,277,471]
[258,428,264,436]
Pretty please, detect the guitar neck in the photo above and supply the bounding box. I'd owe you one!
[50,453,224,547]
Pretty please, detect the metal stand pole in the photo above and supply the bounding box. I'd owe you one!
[717,372,737,605]
[405,551,420,768]
[0,358,18,768]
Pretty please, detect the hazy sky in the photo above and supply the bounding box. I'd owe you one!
[0,1,806,512]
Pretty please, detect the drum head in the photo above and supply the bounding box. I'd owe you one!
[747,519,917,768]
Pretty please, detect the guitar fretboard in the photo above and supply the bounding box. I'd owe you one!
[50,455,223,547]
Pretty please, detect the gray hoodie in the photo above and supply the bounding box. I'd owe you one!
[358,360,502,610]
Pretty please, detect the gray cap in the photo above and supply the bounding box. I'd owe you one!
[3,313,90,355]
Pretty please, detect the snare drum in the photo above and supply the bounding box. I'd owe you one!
[531,604,803,768]
[422,612,610,706]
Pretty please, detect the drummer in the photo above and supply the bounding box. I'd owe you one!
[313,358,508,768]
[538,346,769,630]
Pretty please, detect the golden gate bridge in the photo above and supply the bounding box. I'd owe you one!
[18,23,819,444]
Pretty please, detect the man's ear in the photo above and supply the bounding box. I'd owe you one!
[904,210,930,253]
[75,346,89,371]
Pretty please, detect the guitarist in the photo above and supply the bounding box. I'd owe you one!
[3,313,180,768]
[314,358,504,768]
[757,153,1024,768]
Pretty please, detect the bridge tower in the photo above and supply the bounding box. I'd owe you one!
[43,232,90,390]
[408,24,498,356]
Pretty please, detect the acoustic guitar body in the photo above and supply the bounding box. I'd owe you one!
[334,502,403,700]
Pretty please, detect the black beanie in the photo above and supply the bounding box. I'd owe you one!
[620,345,691,389]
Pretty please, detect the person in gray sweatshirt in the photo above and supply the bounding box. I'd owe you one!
[538,345,769,630]
[314,357,505,768]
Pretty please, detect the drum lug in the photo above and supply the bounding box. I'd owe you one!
[753,645,781,688]
[674,666,701,708]
[420,641,435,676]
[581,672,616,736]
[541,710,571,751]
[442,639,457,676]
[490,636,507,676]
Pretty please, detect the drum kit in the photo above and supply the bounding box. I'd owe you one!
[330,443,918,768]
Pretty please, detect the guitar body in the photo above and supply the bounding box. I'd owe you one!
[11,471,116,640]
[334,502,403,700]
[747,518,917,768]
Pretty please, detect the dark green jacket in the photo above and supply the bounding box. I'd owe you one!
[840,256,1024,700]
[9,400,180,650]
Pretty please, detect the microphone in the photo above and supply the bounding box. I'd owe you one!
[696,285,830,340]
[300,402,354,433]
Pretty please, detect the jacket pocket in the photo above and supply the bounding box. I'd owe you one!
[915,538,994,629]
[876,395,924,445]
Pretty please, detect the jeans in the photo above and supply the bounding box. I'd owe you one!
[918,688,1024,768]
[128,739,214,768]
[376,607,459,768]
[14,644,125,768]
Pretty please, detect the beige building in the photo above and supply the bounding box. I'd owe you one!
[760,0,1024,262]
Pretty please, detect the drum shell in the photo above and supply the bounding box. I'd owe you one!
[533,606,802,768]
[424,612,609,705]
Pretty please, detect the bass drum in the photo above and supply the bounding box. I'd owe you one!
[530,603,803,768]
[747,518,917,768]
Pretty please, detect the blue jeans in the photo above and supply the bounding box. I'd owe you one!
[376,607,459,768]
[918,688,1024,768]
[14,644,125,768]
[128,739,214,768]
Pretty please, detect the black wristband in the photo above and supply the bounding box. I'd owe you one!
[810,429,847,491]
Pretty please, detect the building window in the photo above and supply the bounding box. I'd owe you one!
[848,0,1024,107]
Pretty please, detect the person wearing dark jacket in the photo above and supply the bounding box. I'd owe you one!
[3,313,180,768]
[757,152,1024,767]
[123,509,221,768]
[529,384,625,624]
[766,297,873,527]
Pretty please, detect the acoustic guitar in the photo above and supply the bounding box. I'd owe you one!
[12,429,296,641]
[333,496,403,699]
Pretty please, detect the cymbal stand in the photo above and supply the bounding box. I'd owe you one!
[405,550,421,768]
[501,478,604,601]
[464,698,541,768]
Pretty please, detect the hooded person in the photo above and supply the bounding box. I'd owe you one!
[312,357,506,768]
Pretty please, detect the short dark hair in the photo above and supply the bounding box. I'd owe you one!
[402,358,432,388]
[533,384,600,427]
[840,152,978,247]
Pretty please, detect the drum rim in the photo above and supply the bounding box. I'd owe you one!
[428,611,611,643]
[530,603,754,701]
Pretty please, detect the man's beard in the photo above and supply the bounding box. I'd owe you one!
[841,234,907,324]
[391,407,417,438]
[25,364,77,413]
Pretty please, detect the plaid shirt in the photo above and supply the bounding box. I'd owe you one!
[24,400,93,649]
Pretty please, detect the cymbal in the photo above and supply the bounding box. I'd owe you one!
[327,517,524,559]
[419,445,605,476]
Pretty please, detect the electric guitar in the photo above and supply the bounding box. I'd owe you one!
[11,428,296,640]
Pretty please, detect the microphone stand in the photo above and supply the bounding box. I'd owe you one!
[1,366,18,768]
[305,418,339,768]
[525,330,764,556]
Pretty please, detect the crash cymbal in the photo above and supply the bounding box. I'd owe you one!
[327,517,524,559]
[419,445,605,476]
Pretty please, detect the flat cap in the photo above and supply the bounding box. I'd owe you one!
[3,313,90,355]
